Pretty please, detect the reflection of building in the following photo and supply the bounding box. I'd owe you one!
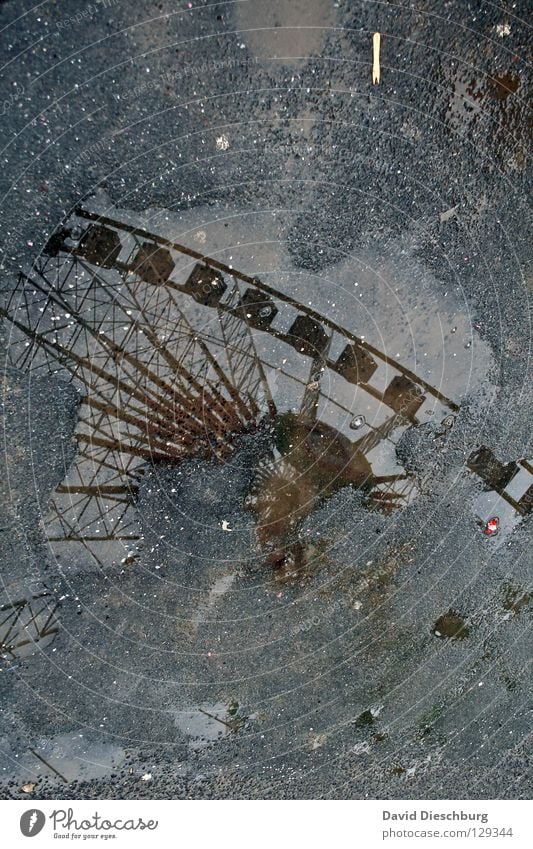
[2,204,528,589]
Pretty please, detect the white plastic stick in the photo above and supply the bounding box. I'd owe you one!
[373,32,381,84]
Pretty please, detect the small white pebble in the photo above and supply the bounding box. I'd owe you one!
[495,23,511,37]
[216,134,230,151]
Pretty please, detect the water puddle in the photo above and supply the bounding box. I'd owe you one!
[445,66,527,170]
[235,0,335,63]
[1,193,527,641]
[174,701,247,751]
[431,611,470,641]
[0,580,59,665]
[0,732,125,787]
[467,448,532,545]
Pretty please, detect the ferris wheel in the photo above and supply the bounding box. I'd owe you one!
[1,202,529,596]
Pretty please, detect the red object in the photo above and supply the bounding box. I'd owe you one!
[484,517,499,536]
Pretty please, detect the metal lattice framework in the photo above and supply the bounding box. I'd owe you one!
[1,205,464,571]
[0,592,59,663]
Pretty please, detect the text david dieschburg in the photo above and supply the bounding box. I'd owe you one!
[383,810,488,824]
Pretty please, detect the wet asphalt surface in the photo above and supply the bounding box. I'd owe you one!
[0,1,531,799]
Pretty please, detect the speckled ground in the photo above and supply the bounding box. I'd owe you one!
[0,0,531,799]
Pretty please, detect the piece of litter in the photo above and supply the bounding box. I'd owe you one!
[373,32,381,85]
[216,134,230,151]
[352,741,371,755]
[440,205,458,224]
[141,773,152,781]
[221,520,232,531]
[21,782,36,794]
[495,24,511,38]
[350,415,366,430]
[484,516,499,536]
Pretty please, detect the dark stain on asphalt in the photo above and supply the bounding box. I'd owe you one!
[432,611,470,640]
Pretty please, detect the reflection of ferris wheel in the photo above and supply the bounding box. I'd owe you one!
[0,205,461,573]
